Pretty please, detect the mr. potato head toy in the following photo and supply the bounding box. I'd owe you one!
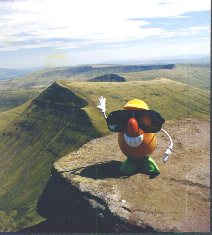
[97,96,173,176]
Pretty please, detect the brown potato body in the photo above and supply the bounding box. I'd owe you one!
[118,132,156,159]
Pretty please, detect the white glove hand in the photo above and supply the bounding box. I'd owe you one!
[97,96,106,113]
[163,148,172,163]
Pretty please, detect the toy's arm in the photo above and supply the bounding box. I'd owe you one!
[97,96,107,119]
[161,128,173,163]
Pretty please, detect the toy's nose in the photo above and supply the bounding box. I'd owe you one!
[127,118,139,137]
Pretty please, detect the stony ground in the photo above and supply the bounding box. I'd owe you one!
[47,118,210,232]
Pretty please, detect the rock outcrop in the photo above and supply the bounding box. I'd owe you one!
[89,74,126,82]
[34,119,209,233]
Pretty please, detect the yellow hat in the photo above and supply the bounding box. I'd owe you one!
[123,99,149,110]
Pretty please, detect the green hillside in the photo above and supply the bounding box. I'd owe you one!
[120,64,210,90]
[0,65,171,111]
[62,79,209,133]
[0,79,209,231]
[0,82,101,231]
[0,64,209,113]
[0,89,43,112]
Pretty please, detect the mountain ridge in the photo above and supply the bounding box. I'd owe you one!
[0,82,101,231]
[0,64,176,89]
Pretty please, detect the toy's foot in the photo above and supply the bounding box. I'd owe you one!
[139,156,160,175]
[120,156,160,176]
[120,158,138,175]
[149,172,160,179]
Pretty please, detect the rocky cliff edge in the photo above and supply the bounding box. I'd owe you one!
[35,119,210,233]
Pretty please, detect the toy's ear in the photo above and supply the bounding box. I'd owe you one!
[139,110,165,133]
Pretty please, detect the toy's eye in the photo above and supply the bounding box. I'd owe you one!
[106,110,165,133]
[136,110,165,133]
[138,116,152,127]
[106,110,129,132]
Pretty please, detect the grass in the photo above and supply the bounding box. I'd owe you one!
[0,88,44,112]
[0,64,209,114]
[61,78,209,134]
[0,101,31,132]
[0,82,101,231]
[0,77,209,231]
[119,64,210,90]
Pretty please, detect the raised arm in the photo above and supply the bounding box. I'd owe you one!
[97,96,107,119]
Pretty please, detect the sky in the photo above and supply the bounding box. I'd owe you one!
[0,0,210,68]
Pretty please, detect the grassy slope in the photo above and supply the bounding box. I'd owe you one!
[119,64,210,90]
[0,102,31,132]
[0,89,43,112]
[61,79,209,134]
[0,78,209,231]
[0,82,101,231]
[0,64,209,113]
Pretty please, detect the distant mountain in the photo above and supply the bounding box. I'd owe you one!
[0,64,176,89]
[89,74,126,82]
[25,64,176,80]
[0,68,42,80]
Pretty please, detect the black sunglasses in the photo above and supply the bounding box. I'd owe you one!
[106,110,165,133]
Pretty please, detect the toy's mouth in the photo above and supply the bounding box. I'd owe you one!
[124,133,143,147]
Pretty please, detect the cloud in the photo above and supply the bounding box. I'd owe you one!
[0,0,210,52]
[0,0,210,69]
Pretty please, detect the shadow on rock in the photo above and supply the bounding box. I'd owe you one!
[79,160,126,179]
[19,167,156,233]
[70,160,160,180]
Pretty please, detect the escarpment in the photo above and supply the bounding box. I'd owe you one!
[31,119,210,233]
